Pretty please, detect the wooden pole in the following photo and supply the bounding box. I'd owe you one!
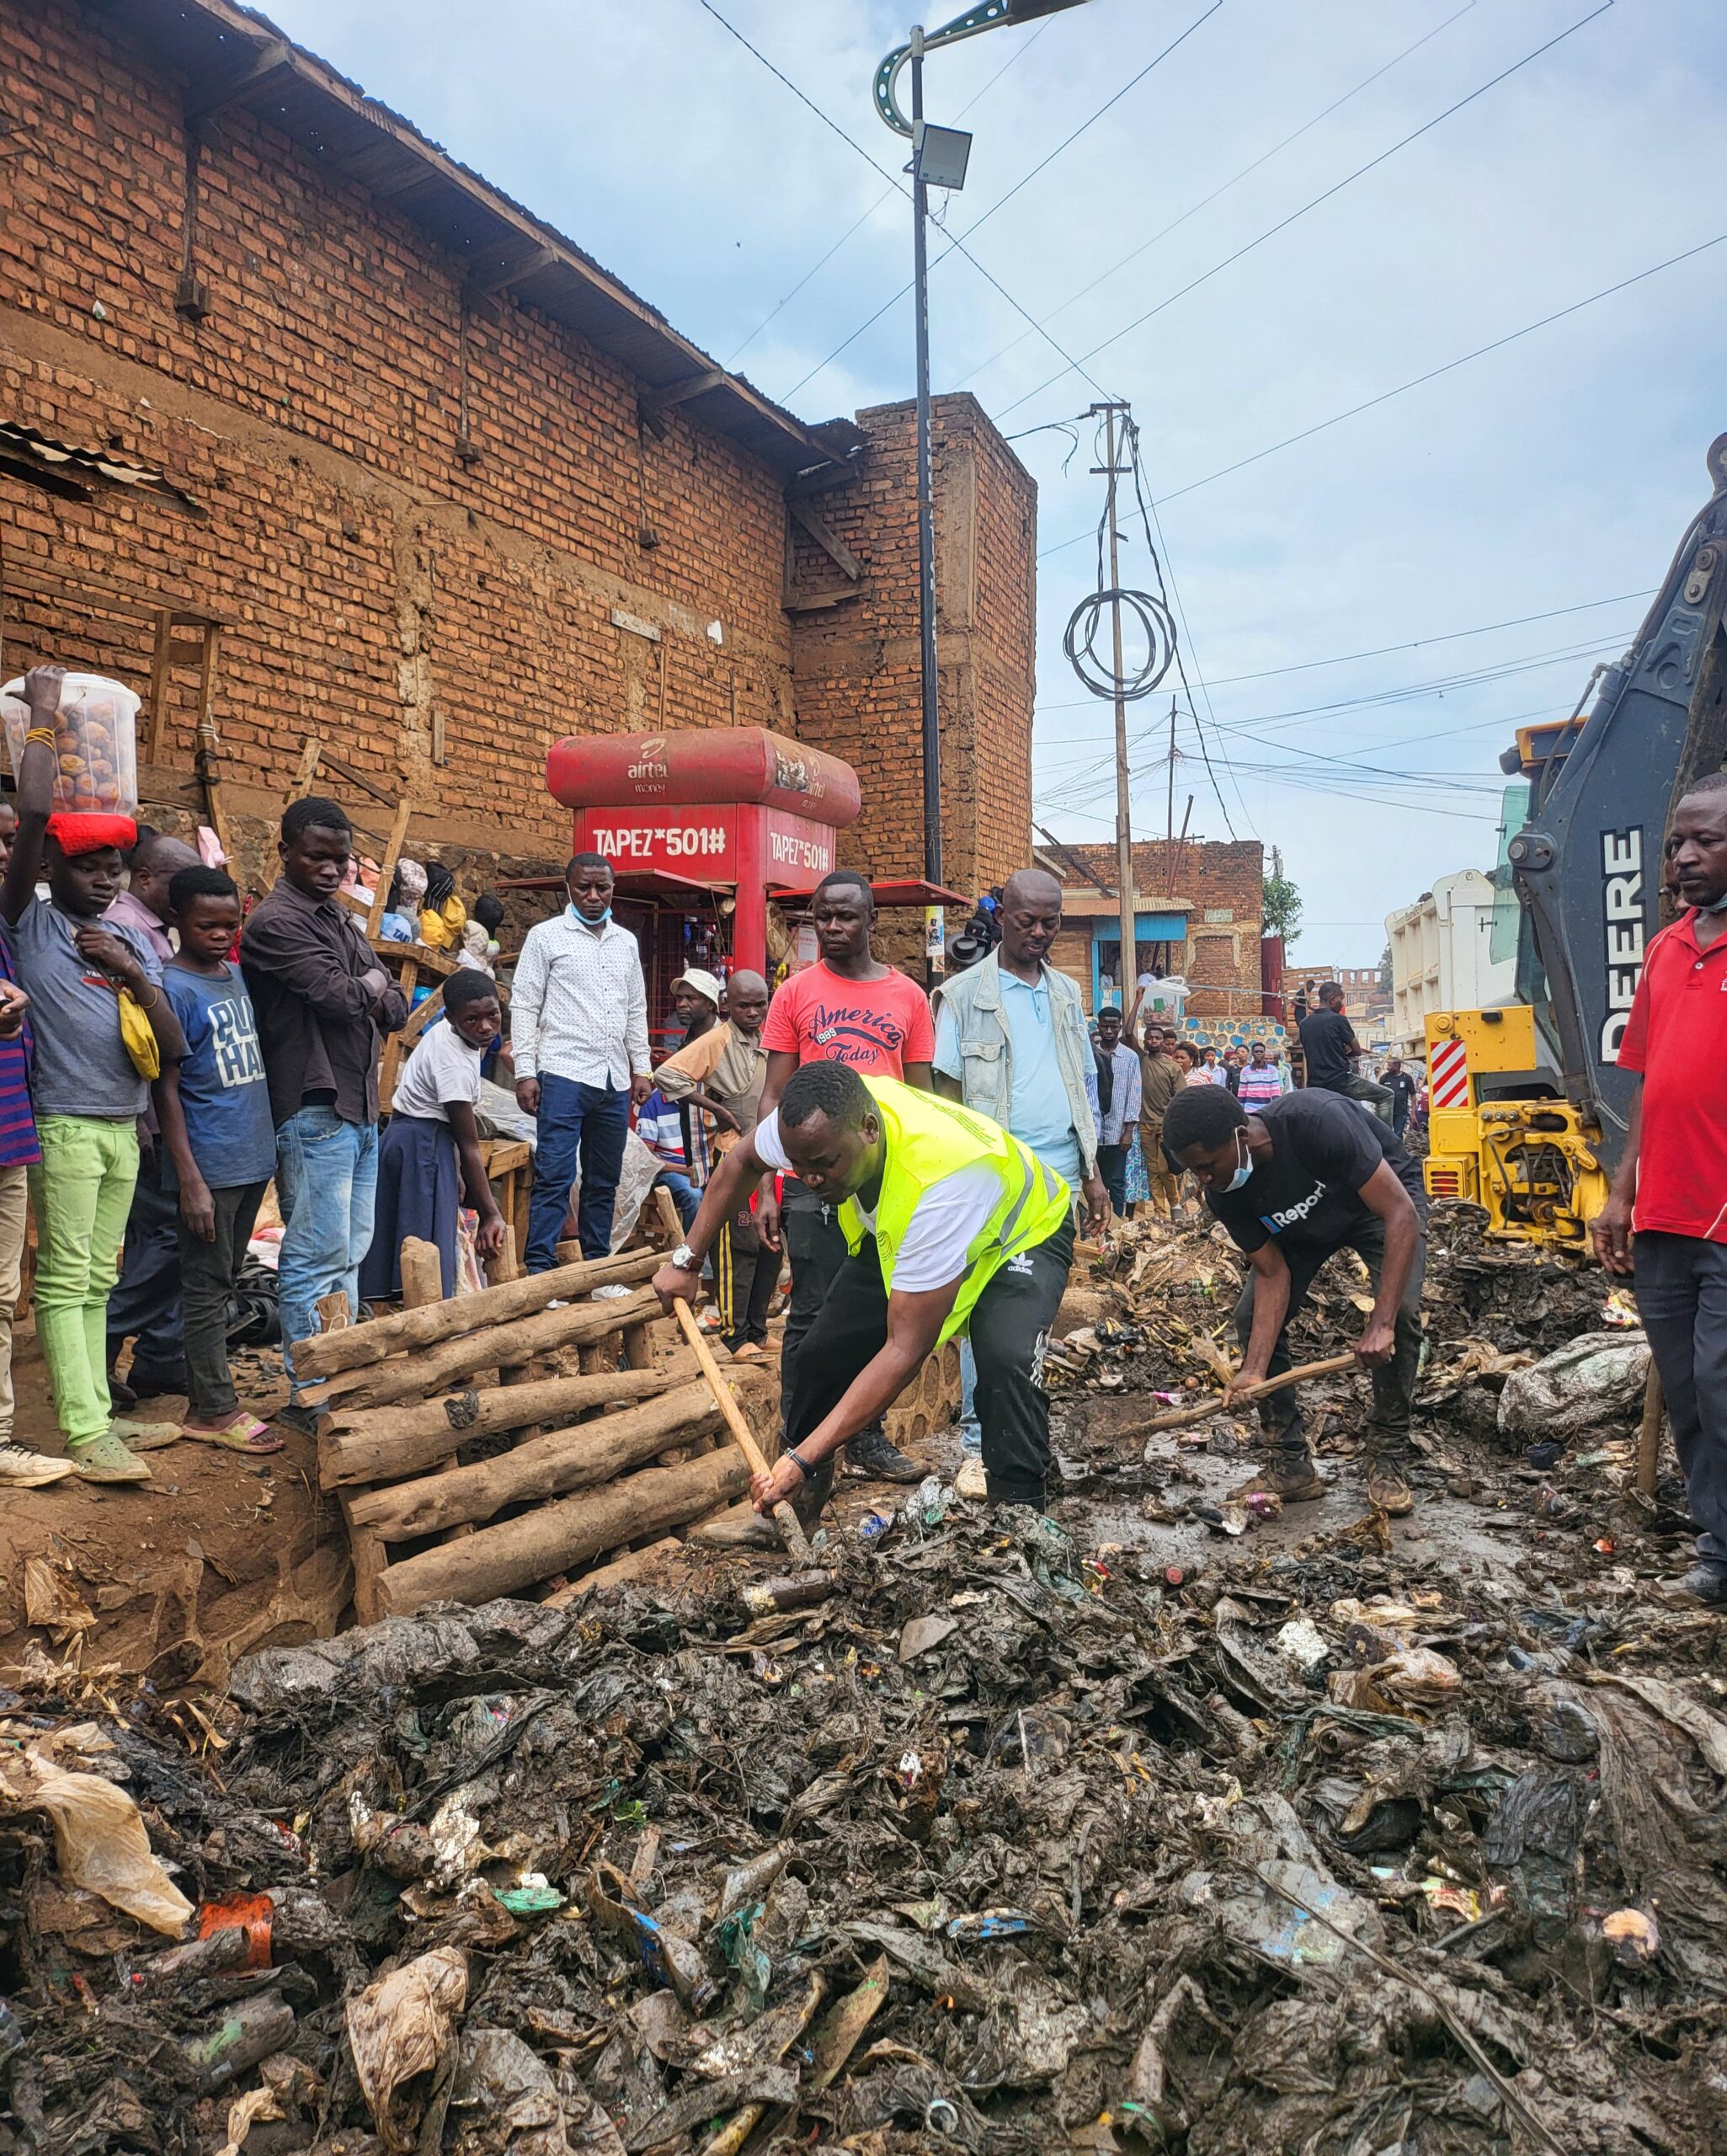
[298,1286,662,1411]
[375,1449,751,1616]
[1143,1353,1359,1434]
[290,1251,661,1380]
[1637,1364,1664,1499]
[317,1357,695,1489]
[653,1185,685,1246]
[346,1380,725,1541]
[670,1297,813,1566]
[367,796,413,938]
[544,1537,680,1607]
[399,1236,444,1310]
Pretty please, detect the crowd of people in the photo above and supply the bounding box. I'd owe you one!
[13,665,1717,1609]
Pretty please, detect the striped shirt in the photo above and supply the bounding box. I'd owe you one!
[510,910,649,1090]
[0,931,39,1169]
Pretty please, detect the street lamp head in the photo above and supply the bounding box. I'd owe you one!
[916,122,973,190]
[874,0,1095,135]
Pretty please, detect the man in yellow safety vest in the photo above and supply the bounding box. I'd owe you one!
[653,1060,1074,1524]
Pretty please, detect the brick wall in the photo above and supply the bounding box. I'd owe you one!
[790,395,1037,903]
[1058,836,1265,1017]
[0,3,807,883]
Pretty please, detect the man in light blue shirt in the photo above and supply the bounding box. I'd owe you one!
[932,868,1110,1466]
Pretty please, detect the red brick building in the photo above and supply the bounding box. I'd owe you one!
[0,0,1035,920]
[1040,835,1268,1025]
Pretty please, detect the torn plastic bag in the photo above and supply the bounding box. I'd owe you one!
[450,2026,569,2156]
[0,1751,193,1934]
[345,1945,468,2152]
[1497,1331,1650,1439]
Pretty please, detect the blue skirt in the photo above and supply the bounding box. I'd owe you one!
[360,1113,461,1302]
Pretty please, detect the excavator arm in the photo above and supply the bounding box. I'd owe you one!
[1509,434,1727,1173]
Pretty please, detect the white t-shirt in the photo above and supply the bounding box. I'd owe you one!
[753,1109,1001,1292]
[392,1020,483,1126]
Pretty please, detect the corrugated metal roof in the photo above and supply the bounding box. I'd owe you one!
[111,0,862,480]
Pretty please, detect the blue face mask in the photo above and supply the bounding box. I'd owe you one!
[1224,1130,1253,1193]
[568,902,611,926]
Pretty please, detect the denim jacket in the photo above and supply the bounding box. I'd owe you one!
[935,953,1099,1179]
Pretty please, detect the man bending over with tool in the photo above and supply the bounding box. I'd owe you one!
[1160,1081,1428,1515]
[653,1062,1072,1527]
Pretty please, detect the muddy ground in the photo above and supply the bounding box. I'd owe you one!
[2,1207,1723,2154]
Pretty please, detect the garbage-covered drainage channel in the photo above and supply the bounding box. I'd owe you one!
[3,1204,1723,2155]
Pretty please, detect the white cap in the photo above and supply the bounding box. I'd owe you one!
[671,967,722,1006]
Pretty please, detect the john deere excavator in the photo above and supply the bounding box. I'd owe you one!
[1421,433,1727,1247]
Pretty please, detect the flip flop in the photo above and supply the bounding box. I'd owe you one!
[180,1413,283,1454]
[728,1342,767,1364]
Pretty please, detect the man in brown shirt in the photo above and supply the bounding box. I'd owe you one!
[1130,1006,1184,1218]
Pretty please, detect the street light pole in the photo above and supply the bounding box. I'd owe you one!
[1100,402,1138,1006]
[874,0,1096,979]
[910,28,943,931]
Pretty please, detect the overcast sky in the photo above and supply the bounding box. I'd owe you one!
[265,0,1724,964]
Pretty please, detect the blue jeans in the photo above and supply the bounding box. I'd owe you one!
[655,1171,699,1232]
[275,1106,380,1401]
[526,1075,630,1270]
[959,1336,981,1453]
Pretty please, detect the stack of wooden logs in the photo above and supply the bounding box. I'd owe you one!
[305,1246,775,1621]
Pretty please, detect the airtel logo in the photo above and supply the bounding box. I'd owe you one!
[627,734,669,782]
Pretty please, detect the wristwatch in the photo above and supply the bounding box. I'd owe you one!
[670,1243,697,1271]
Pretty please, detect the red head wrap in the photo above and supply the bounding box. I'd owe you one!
[45,813,138,857]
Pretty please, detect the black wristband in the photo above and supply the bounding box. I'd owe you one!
[785,1449,813,1481]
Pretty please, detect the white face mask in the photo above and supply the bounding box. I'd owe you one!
[1224,1129,1253,1193]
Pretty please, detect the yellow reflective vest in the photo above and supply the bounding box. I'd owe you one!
[834,1078,1071,1345]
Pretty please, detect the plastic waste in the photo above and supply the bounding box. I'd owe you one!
[946,1907,1036,1943]
[0,1753,194,1935]
[1497,1331,1650,1440]
[1602,1908,1660,1967]
[344,1945,468,2151]
[1273,1617,1330,1673]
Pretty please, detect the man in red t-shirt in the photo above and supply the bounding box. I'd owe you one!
[756,869,933,1482]
[1594,773,1727,1604]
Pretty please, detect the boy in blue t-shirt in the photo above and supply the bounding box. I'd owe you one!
[155,867,281,1452]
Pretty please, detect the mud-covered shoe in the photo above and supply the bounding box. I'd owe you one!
[0,1444,75,1487]
[1366,1458,1415,1516]
[1245,1454,1327,1504]
[1671,1563,1727,1607]
[69,1433,152,1484]
[109,1417,181,1452]
[844,1429,922,1482]
[955,1456,989,1502]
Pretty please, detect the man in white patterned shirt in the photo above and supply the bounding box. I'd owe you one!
[513,853,652,1269]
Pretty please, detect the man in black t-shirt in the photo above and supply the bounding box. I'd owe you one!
[1161,1084,1428,1514]
[1383,1056,1421,1138]
[1298,982,1393,1121]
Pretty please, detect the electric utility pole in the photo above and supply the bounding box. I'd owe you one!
[1096,402,1136,1005]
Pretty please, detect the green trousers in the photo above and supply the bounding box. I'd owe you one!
[29,1115,140,1450]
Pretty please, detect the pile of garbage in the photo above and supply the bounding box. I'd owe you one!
[4,1478,1724,2153]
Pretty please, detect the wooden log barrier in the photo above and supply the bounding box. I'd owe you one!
[376,1449,752,1617]
[317,1354,698,1490]
[543,1537,680,1607]
[300,1287,662,1412]
[290,1247,660,1380]
[345,1380,725,1541]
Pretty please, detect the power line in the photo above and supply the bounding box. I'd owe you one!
[1037,234,1726,558]
[724,16,1056,366]
[956,0,1479,392]
[1030,587,1654,704]
[994,1,1615,424]
[777,3,1221,402]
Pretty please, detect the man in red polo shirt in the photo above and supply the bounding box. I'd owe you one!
[1594,773,1727,1604]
